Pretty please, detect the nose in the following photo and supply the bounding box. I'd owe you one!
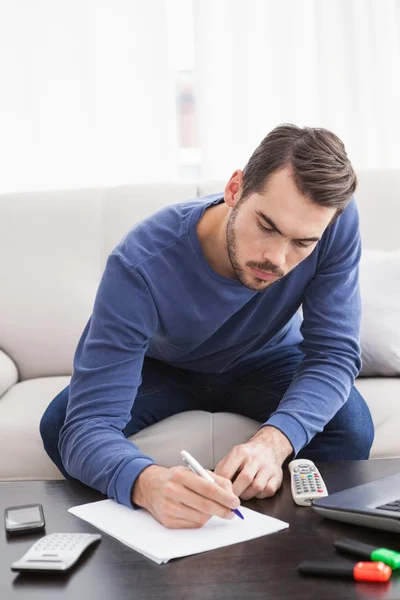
[263,241,287,268]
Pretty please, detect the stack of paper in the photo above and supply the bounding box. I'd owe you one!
[69,499,289,564]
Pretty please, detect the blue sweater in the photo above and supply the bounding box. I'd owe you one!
[59,194,362,508]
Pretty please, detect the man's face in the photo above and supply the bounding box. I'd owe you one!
[226,168,337,292]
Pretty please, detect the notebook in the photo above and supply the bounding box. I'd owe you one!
[69,499,289,564]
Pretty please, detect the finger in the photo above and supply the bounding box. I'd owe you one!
[231,462,259,498]
[177,486,235,520]
[171,501,214,524]
[160,494,212,527]
[179,468,240,510]
[214,450,244,481]
[208,471,235,493]
[255,475,282,499]
[239,469,273,501]
[210,472,241,509]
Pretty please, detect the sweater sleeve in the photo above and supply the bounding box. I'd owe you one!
[266,200,362,454]
[59,251,159,508]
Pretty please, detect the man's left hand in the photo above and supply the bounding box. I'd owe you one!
[214,426,293,501]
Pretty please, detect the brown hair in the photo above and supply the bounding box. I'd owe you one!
[241,124,357,218]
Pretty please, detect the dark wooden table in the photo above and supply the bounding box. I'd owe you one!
[2,459,400,600]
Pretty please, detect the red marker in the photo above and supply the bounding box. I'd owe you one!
[298,560,392,582]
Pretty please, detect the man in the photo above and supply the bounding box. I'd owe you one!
[40,124,374,529]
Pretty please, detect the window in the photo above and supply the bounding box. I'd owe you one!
[167,0,202,180]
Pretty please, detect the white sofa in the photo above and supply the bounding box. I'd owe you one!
[0,171,399,481]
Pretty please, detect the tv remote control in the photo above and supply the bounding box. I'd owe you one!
[288,459,328,506]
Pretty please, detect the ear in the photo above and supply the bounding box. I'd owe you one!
[224,170,244,208]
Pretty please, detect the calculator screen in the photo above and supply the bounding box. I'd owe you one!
[7,506,41,526]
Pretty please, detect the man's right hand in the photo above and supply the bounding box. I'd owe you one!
[132,464,241,529]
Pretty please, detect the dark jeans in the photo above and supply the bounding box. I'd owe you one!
[40,346,374,478]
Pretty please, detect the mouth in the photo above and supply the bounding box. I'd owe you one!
[249,266,277,281]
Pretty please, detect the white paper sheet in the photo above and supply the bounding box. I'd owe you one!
[69,499,289,564]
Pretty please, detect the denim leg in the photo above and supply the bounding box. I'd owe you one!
[40,357,206,475]
[122,357,207,438]
[217,346,305,422]
[218,346,374,461]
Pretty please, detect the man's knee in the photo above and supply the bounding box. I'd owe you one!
[331,386,374,459]
[301,386,374,461]
[39,409,57,451]
[39,386,70,452]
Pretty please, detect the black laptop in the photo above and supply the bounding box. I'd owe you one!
[312,471,400,532]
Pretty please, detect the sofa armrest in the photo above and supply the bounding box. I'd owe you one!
[0,349,18,398]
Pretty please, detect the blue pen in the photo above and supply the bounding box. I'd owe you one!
[181,450,244,520]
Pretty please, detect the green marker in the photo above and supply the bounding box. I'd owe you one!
[335,538,400,570]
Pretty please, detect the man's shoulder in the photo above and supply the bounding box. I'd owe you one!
[113,193,224,271]
[317,196,360,267]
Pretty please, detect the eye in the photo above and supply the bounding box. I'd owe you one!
[294,240,314,249]
[257,221,273,234]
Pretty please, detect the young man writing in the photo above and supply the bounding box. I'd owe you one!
[40,124,374,529]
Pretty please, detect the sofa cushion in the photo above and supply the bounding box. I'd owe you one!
[359,249,400,376]
[131,411,260,468]
[355,377,400,458]
[0,350,18,398]
[0,377,69,480]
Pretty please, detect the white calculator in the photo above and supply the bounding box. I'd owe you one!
[11,533,101,572]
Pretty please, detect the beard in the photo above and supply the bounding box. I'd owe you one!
[226,206,284,292]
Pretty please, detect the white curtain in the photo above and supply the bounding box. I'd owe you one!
[1,1,399,192]
[193,0,400,179]
[0,0,178,193]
